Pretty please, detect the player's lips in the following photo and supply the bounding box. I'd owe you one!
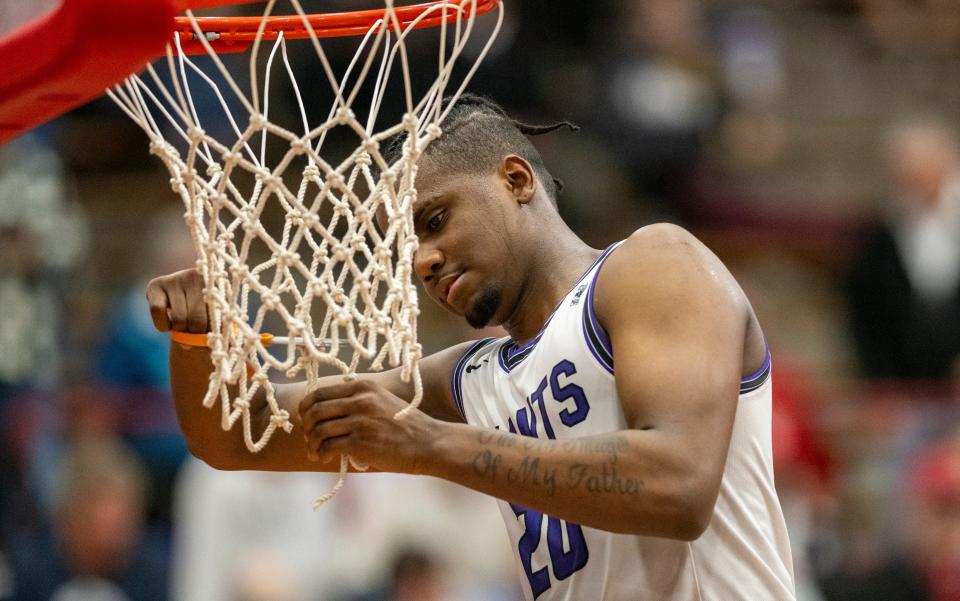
[437,271,465,308]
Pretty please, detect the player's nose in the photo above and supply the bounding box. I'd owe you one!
[413,243,444,284]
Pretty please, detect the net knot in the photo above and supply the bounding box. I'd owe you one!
[290,138,309,154]
[169,176,184,192]
[263,174,282,191]
[303,165,320,178]
[229,263,250,279]
[401,113,418,130]
[355,153,372,167]
[335,107,356,125]
[187,125,206,141]
[262,291,280,310]
[276,250,300,267]
[205,164,222,177]
[269,411,290,426]
[221,150,240,165]
[249,113,268,130]
[425,123,442,139]
[325,171,345,188]
[148,139,168,157]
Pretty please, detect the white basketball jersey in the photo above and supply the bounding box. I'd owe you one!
[451,243,796,601]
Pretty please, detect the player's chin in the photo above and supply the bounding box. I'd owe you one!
[464,287,502,329]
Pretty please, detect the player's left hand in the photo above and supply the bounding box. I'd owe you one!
[299,379,441,474]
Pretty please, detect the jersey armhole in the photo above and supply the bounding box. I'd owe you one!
[450,337,498,420]
[739,343,772,394]
[582,242,624,375]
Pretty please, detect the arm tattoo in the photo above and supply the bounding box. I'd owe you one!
[472,431,642,497]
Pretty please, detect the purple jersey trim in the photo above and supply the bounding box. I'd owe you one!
[451,337,498,420]
[739,344,772,394]
[495,246,615,374]
[581,242,624,374]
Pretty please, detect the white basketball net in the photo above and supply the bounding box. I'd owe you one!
[107,0,502,502]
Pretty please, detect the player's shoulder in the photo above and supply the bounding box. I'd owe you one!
[620,222,705,258]
[602,223,716,284]
[595,223,745,319]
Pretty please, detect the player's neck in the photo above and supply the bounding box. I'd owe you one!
[503,232,600,343]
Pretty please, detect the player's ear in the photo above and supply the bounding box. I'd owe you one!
[500,155,536,205]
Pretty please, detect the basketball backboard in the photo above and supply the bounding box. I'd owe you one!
[0,0,183,143]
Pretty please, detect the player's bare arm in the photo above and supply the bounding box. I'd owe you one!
[146,268,469,472]
[300,224,760,540]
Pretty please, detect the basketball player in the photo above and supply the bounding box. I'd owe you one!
[147,96,796,600]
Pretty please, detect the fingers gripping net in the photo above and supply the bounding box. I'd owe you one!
[108,0,503,489]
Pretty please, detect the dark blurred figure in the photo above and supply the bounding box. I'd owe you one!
[96,210,193,525]
[0,135,87,585]
[905,435,960,601]
[3,437,167,601]
[820,433,960,601]
[845,120,960,382]
[589,0,720,214]
[857,0,960,57]
[350,546,448,601]
[771,358,836,601]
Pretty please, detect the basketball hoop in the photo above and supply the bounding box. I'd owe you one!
[172,0,502,54]
[0,0,502,504]
[99,0,503,505]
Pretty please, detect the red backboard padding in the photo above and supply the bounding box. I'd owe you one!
[0,0,176,143]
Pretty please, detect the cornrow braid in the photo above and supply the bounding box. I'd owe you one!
[383,93,578,202]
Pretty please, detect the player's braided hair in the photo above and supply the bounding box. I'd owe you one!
[385,94,578,203]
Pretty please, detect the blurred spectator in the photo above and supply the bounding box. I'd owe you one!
[857,0,960,57]
[0,135,87,391]
[97,210,193,389]
[172,458,519,601]
[904,434,960,601]
[3,437,166,601]
[96,210,194,524]
[348,546,450,601]
[772,358,836,601]
[844,120,960,382]
[170,458,343,601]
[0,135,87,549]
[589,0,720,213]
[819,433,960,601]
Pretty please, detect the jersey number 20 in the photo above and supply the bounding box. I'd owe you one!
[510,503,589,599]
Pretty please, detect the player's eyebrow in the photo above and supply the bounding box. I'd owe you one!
[412,196,439,227]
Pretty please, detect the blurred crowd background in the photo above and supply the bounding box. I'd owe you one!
[3,0,960,600]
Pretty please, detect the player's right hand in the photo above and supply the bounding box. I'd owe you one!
[145,268,209,333]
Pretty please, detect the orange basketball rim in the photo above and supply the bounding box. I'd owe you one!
[0,0,501,144]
